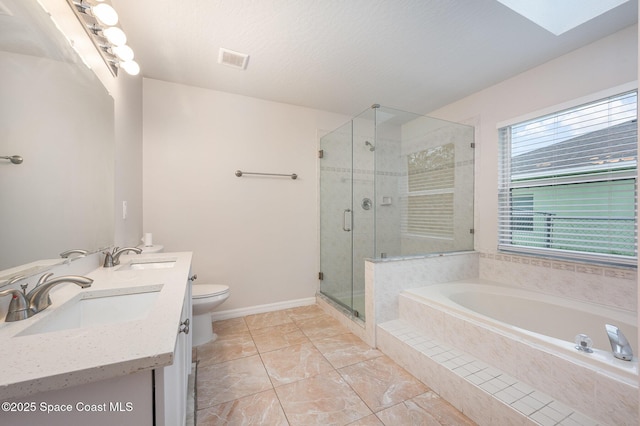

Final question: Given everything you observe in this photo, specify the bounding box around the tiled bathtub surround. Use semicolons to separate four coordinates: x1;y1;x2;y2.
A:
319;251;482;349
361;251;638;424
377;320;601;426
479;252;637;312
396;288;638;425
369;251;480;325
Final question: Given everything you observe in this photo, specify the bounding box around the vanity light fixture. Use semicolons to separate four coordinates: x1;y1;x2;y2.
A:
102;26;126;46
67;0;140;76
119;60;140;76
91;3;118;26
113;44;134;61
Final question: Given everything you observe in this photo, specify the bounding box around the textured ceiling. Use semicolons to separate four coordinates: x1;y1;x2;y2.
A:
111;0;638;116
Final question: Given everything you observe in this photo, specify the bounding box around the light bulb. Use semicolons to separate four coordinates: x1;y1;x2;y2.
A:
93;4;118;26
113;45;134;61
121;60;140;76
103;27;126;46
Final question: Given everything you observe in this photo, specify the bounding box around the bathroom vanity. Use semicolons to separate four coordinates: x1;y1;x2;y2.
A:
0;252;193;426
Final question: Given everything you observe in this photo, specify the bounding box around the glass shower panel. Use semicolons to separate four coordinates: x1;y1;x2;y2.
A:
319;104;474;324
319;121;353;313
350;109;376;319
375;107;474;257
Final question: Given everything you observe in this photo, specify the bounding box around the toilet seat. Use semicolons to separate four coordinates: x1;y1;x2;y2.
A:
192;284;229;298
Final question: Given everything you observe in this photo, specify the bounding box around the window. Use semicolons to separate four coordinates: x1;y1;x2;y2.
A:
498;91;637;265
404;143;455;238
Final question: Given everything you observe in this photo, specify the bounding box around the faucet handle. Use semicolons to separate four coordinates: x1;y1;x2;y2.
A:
103;251;115;268
0;289;33;322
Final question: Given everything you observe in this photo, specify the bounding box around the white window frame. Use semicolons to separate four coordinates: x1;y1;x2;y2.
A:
497;84;638;266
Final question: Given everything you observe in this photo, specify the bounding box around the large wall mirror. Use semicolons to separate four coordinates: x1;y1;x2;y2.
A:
0;0;114;274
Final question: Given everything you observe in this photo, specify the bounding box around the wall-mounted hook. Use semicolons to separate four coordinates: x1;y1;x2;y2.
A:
1;155;23;165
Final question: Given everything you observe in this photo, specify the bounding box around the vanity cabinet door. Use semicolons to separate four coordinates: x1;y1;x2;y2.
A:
154;279;192;426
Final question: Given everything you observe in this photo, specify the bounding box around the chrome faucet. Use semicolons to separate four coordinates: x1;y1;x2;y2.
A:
0;274;93;321
59;249;88;258
605;324;634;361
103;247;143;268
27;275;93;314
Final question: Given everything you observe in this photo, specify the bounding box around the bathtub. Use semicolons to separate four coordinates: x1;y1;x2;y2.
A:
400;279;638;424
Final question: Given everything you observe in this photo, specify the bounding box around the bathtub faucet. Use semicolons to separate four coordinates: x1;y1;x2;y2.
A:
605;324;633;361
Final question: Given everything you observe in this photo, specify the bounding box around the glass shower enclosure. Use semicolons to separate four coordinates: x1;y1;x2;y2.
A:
319;105;475;320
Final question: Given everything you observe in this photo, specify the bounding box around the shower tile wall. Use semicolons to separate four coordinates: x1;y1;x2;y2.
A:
372;133;402;259
351;115;378;314
397;118;474;256
368;252;480;325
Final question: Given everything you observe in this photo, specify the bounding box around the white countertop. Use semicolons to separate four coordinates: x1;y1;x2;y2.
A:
0;251;192;401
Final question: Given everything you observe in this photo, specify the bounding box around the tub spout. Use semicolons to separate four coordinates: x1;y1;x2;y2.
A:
605;324;633;361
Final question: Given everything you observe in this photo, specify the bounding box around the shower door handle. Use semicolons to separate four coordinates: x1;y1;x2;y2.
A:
343;209;352;232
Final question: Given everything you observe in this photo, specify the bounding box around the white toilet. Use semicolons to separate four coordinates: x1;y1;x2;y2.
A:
192;284;230;346
137;242;230;346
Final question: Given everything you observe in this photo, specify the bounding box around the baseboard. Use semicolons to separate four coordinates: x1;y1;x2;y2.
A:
210;297;317;321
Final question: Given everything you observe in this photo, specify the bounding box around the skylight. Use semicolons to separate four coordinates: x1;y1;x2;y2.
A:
496;0;629;35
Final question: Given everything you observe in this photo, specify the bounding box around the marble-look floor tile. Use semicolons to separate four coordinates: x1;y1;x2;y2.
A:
286;304;327;322
197;330;257;366
212;317;249;336
275;370;372;426
196;389;288;426
245;310;294;330
250;322;309;353
197;355;272;409
295;314;349;341
339;356;429;412
313;332;383;368
261;342;334;387
346;414;384;425
376;391;477;425
410;391;477;425
376;400;441;425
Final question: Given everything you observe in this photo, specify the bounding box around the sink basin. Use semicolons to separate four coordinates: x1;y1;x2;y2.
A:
18;286;163;336
117;259;176;271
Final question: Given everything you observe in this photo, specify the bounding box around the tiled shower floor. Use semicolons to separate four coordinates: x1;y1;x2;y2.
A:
192;304;476;425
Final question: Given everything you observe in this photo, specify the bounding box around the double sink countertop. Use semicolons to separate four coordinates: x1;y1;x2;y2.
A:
0;251;193;401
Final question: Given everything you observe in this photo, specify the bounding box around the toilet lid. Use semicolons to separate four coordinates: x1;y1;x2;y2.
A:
192;284;229;298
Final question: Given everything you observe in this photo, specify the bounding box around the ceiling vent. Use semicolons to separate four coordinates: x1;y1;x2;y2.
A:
218;48;249;70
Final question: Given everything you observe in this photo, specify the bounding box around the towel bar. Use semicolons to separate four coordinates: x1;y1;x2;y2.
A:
235;170;297;180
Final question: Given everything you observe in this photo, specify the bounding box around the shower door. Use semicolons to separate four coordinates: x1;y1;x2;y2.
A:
319;111;375;320
319;121;355;315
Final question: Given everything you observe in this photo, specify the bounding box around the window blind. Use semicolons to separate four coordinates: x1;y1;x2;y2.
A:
403;143;455;238
498;91;637;265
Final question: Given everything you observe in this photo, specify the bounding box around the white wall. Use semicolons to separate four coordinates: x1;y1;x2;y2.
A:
142;79;349;310
113;75;144;248
428;25;638;255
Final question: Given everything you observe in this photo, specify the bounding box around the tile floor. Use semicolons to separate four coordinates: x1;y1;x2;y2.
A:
194;304;476;425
